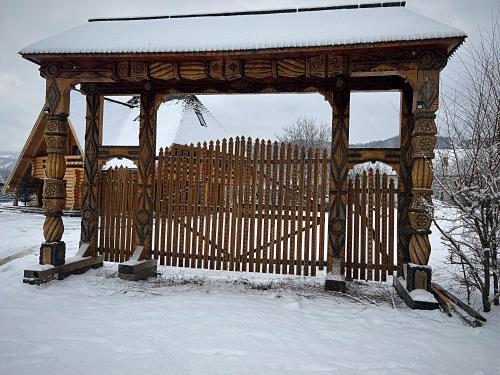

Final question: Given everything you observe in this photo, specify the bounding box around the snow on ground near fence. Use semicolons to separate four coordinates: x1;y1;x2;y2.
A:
0;210;499;375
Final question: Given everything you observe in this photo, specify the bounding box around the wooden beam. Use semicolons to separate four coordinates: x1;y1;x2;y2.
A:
98;145;140;161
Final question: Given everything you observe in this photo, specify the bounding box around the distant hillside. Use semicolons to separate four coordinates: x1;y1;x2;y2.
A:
0;152;19;183
350;135;452;149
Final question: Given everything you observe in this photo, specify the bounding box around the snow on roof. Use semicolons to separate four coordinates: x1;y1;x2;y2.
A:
69;91;226;155
20;5;465;55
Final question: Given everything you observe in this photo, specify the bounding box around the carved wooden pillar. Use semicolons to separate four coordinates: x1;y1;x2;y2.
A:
80;93;103;256
408;70;439;265
134;93;158;259
40;78;72;266
324;77;350;290
398;85;414;273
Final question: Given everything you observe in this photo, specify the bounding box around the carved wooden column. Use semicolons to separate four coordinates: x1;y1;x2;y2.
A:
80;93;103;256
398;85;414;274
408;70;439;266
134;93;158;259
39;78;72;266
324;77;350;291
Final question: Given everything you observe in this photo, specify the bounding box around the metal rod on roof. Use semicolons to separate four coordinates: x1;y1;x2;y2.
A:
88;2;406;22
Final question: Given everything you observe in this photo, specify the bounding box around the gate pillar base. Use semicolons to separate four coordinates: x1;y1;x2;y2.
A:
39;241;66;266
394;263;439;310
117;245;157;281
325;261;346;292
118;260;157;281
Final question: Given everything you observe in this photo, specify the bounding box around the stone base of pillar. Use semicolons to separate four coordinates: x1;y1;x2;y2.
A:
325;259;346;292
39;241;65;266
394;263;439;310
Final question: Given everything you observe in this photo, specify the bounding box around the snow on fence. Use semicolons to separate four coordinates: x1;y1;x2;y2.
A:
96;138;399;281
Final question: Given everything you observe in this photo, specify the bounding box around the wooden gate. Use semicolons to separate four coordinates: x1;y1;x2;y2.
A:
153;138;329;276
97;167;137;262
96;141;400;281
344;168;398;281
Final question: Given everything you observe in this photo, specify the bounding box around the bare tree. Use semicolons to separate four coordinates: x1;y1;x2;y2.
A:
276;116;330;149
433;16;500;312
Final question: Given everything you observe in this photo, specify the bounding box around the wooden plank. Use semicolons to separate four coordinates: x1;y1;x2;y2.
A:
241;138;252;272
255;140;265;273
346;178;353;281
275;142;285;274
381;173;388;281
296;146;306;275
228;138;238;271
310;148;320;277
303;148;312;276
388;178;396;277
289;145;298;275
159;151;168;265
353;175;360;280
191;143;202;268
209;141;221;270
154;148;164;261
119;168;128;263
233;138;242;271
374;169;381;282
198;144;208;268
172;148;182;267
262;140;272;273
269;141;278;274
103;169;110;261
165;147;175;266
178;149;187;268
281;144;292;275
110;168;118;262
204;141;214;269
319;150;327;271
98;171;106;258
360;171;367;280
236;138;246;271
367;168;374;281
126;170;134;260
215;139;225;270
185;144;195;268
222;139;232;271
170;147;180;266
248;139;259;272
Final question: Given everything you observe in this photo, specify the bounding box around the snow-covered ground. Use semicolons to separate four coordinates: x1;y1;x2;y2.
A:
0;210;499;375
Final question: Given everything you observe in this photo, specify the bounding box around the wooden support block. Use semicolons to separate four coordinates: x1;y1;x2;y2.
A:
117;245;157;281
118;263;157;281
393;276;439;310
24;252;103;284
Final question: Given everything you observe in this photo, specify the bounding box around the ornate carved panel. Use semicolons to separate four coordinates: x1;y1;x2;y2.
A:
80;94;102;255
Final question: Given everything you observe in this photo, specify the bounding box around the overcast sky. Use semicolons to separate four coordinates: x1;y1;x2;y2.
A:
0;0;497;151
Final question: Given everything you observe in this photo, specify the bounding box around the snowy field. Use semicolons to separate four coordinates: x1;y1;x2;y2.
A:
0;210;499;375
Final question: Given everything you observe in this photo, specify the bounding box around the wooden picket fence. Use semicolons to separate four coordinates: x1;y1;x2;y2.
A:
97;167;137;262
96;139;399;281
344;168;397;282
153;138;329;276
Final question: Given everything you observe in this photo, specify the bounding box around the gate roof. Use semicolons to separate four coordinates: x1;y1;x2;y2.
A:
20;3;465;57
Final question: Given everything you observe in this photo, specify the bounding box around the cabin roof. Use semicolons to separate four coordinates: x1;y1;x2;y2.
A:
19;4;465;56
